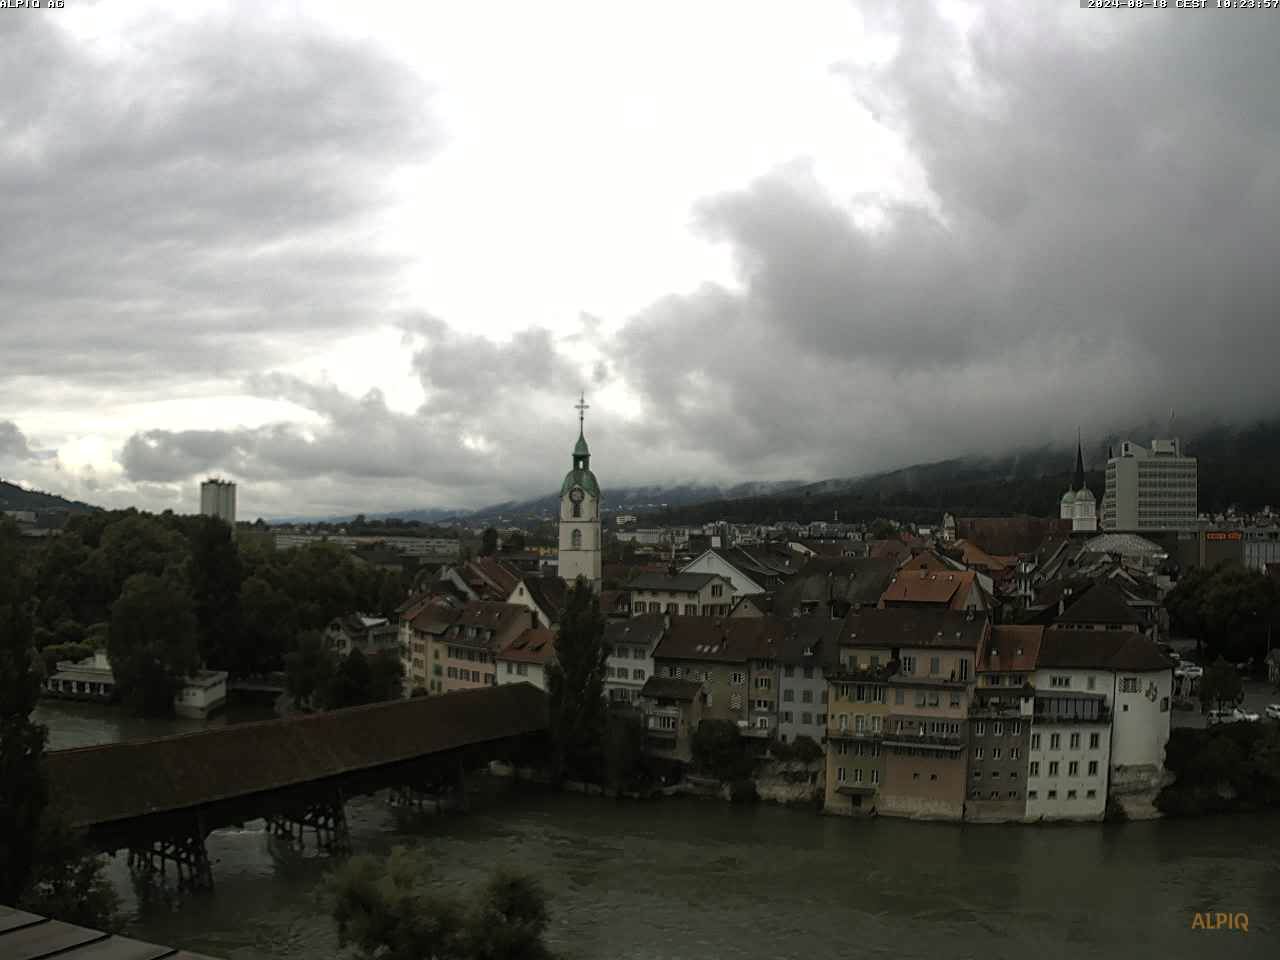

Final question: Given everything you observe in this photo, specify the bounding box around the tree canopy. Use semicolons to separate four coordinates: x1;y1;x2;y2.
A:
1166;561;1280;661
545;580;609;781
328;846;554;960
108;572;201;716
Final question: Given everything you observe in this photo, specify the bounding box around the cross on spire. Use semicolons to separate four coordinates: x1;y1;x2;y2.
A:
575;392;589;433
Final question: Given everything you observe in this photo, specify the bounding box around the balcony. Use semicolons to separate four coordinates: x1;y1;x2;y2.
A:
827;727;884;741
1033;691;1110;725
881;732;965;751
835;783;878;796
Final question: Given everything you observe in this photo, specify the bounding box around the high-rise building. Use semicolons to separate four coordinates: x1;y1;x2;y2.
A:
557;394;602;591
1101;438;1197;531
200;478;237;526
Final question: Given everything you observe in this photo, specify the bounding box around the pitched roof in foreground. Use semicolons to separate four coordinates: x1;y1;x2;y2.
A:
1056;582;1142;626
497;627;556;665
979;625;1044;673
838;607;989;651
1037;628;1172;672
880;570;979;609
653;615;787;663
0;905;222;960
629;572;723;593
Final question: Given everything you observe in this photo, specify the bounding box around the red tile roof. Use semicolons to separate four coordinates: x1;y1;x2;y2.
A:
498;627;556;665
653;615;787;664
979;625;1044;673
879;570;979;609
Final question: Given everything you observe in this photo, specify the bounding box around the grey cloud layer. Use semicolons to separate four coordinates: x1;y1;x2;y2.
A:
0;11;435;386
14;2;1280;516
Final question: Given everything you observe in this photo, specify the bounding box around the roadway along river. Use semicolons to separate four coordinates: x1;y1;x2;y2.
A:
36;701;1280;960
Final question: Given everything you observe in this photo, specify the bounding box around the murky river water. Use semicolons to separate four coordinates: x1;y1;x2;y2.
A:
34;701;1280;960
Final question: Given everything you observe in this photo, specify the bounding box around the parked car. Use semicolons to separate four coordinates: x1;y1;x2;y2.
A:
1207;707;1260;725
1265;704;1280;721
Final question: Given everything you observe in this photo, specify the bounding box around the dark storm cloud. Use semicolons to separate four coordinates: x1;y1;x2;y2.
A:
612;3;1280;483
0;10;435;386
0;421;35;461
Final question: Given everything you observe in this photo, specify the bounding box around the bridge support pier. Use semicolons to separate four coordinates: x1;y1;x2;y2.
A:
127;823;213;894
267;789;350;855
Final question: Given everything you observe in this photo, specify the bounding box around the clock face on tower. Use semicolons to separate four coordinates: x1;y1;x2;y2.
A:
569;487;584;503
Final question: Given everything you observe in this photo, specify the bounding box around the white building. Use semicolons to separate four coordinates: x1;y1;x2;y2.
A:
1102;437;1198;531
1059;435;1098;533
174;670;229;719
43;651;227;719
200;478;237;525
557;395;602;591
495;627;555;691
603;614;666;705
627;572;733;617
1027;628;1172;820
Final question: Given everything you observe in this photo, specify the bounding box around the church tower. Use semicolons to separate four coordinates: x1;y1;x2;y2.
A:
558;393;602;591
1060;430;1097;533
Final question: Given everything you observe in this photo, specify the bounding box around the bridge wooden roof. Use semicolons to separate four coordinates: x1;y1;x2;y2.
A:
0;905;221;959
45;683;548;830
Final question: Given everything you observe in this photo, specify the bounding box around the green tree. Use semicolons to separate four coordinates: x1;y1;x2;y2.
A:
1200;656;1245;714
603;712;647;795
546;580;609;781
329;847;553;960
1167;561;1280;661
0;518;47;904
239;575;296;676
285;631;335;710
481;528;499;557
107;572;201;716
368;651;407;703
19;813;119;930
38;642;95;679
186;516;244;672
323;649;374;709
503;531;527;553
691;719;753;781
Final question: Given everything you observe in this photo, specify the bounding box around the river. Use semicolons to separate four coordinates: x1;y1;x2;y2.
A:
35;701;1280;959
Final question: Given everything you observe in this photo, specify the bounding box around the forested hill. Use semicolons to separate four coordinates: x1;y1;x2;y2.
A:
0;478;99;514
647;418;1280;527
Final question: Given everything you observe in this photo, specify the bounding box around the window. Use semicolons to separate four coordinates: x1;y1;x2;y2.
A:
855;715;866;734
1011;721;1021;736
912;773;920;781
1088;760;1098;776
1089;733;1100;749
1030;733;1041;750
895;689;905;705
1120;677;1139;693
784;665;794;678
1160;697;1169;712
974;747;984;760
990;771;1000;780
900;656;915;675
1069;733;1081;750
783;689;795;702
1010;747;1019;761
572;501;581;518
802;689;814;704
993;721;1003;736
782;711;793;723
1086;789;1097;799
447;666;458;679
975;721;985;737
571;529;582;548
992;747;1002;760
1048;790;1057;800
804;666;815;680
1067;789;1077;799
1009;770;1019;780
755;717;769;729
855;684;866;702
1068;761;1079;776
915;691;927;708
837;767;847;783
801;712;813;724
853;768;864;783
684;604;697;615
871;769;880;784
731;672;745;685
950;692;961;707
754;699;770;710
930;656;941;675
1028;790;1038;800
838;713;848;731
1048;761;1059;776
1087;675;1096;691
633;669;645;680
711;584;723;597
754;676;771;690
870;654;881;668
1049;733;1061;750
1051;675;1070;688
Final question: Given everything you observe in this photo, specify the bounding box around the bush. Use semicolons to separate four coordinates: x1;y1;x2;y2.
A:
692;719;754;782
728;779;758;804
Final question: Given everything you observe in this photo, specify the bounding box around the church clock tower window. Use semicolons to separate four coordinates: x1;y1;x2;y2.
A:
558;393;602;592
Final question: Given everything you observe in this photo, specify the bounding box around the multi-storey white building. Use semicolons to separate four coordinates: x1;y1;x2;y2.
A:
604;614;666;704
1027;628;1172;820
200;478;236;525
1102;437;1198;531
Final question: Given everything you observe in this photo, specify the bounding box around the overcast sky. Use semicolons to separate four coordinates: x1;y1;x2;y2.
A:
2;1;1277;519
